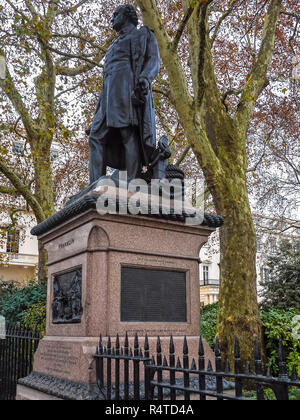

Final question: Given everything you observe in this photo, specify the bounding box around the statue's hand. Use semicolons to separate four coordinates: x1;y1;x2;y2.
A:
138;77;149;96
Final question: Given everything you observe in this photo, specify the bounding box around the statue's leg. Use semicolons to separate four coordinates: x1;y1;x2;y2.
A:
120;127;141;182
89;134;107;184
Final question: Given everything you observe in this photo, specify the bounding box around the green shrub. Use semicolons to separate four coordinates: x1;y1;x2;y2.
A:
200;302;218;347
243;387;300;400
200;303;300;377
261;308;300;376
21;301;46;337
0;280;47;325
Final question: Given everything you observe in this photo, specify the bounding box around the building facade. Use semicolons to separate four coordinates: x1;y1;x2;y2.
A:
199;246;220;306
0;212;38;285
200;215;300;306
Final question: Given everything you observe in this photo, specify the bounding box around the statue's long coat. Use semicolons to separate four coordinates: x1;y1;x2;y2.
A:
90;26;161;169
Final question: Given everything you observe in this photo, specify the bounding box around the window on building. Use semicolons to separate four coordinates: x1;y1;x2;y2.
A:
261;268;271;282
203;265;209;285
6;230;20;254
269;239;277;255
13;142;23;155
257;237;261;252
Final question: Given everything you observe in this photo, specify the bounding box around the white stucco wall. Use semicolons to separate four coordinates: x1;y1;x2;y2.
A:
0;211;38;284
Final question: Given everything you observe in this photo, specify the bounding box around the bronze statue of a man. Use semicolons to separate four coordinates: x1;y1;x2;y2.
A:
88;4;161;184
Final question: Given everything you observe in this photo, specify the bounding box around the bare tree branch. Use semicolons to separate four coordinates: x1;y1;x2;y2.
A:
24;0;39;18
236;0;283;128
288;16;299;53
239;0;269;43
52;33;108;52
0;185;18;196
176;143;191;166
47;45;103;68
196;2;211;109
270;149;300;184
56;0;91;15
211;0;241;45
0;157;45;222
54;82;83;100
55;33;116;77
171;0;197;51
281;11;300;20
5;0;30;21
13;117;28;140
0;55;37;140
256;219;300;234
246;141;267;173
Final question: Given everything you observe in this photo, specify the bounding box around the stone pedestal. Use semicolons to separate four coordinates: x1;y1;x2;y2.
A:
17;196;222;400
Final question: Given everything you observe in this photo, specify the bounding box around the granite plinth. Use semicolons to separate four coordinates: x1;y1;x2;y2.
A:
17;198;219;400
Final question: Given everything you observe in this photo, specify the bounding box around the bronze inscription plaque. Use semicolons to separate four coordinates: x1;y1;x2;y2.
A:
121;267;187;322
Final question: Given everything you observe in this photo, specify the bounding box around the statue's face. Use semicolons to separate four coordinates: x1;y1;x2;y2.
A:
111;6;128;32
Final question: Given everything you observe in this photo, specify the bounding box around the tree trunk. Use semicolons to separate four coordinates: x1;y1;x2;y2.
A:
37;240;48;284
33;148;55;284
214;170;262;366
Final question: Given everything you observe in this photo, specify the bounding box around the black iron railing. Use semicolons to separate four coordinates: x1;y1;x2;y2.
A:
200;279;220;286
94;333;300;401
0;325;40;400
95;333;151;400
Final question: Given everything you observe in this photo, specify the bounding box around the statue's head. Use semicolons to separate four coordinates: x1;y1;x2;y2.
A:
112;4;138;32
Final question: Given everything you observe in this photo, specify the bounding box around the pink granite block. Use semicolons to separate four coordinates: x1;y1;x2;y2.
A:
17;210;216;399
